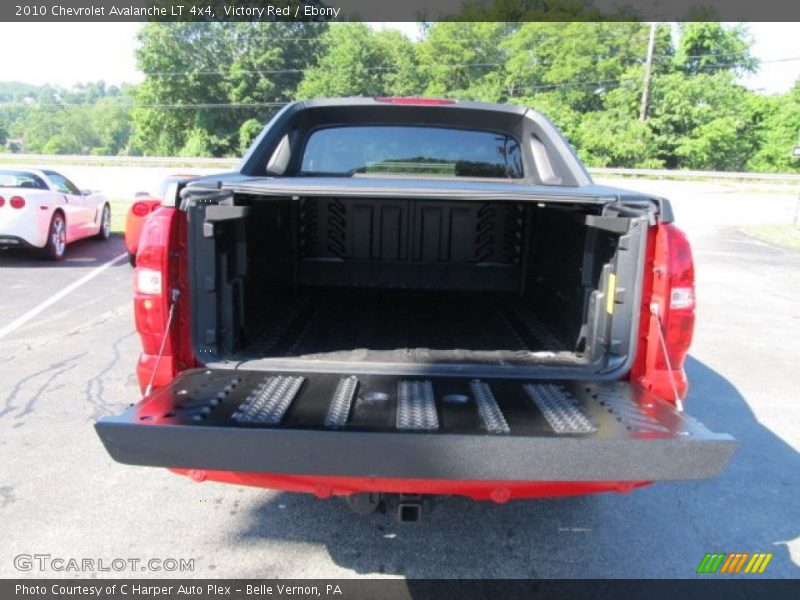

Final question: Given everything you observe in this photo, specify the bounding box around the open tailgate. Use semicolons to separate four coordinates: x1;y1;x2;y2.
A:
96;368;735;482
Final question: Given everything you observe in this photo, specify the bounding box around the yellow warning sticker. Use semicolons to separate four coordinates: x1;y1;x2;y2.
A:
606;273;616;315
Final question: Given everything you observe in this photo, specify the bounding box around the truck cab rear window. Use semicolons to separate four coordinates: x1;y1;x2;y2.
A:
300;126;523;178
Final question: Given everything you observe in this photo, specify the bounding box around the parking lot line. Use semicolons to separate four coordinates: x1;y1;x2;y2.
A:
0;251;128;340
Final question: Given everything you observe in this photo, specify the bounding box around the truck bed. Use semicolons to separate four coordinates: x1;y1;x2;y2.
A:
235;288;579;367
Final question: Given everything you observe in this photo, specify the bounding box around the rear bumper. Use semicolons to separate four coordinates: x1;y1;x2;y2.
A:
168;469;653;500
0;234;37;249
95;368;736;485
0;208;48;248
123;215;142;254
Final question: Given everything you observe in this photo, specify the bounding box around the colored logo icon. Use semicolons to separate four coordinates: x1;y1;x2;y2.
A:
697;553;773;574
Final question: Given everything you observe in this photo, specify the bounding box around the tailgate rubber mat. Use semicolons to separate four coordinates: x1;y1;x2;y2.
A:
232;375;305;425
396;380;438;431
523;383;597;434
325;376;359;428
470;380;511;434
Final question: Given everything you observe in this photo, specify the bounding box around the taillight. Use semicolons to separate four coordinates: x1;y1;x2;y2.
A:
0;196;5;207
375;97;456;105
135;268;163;295
10;196;25;209
632;222;697;405
132;202;150;217
656;224;696;372
133;208;176;357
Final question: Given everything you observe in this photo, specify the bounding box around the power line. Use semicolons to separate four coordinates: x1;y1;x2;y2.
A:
130;23;765;64
511;78;634;93
0;101;288;109
665;56;800;71
2;55;796;110
757;56;800;64
657;49;753;60
0;78;637;109
140;62;507;77
124;54;800;79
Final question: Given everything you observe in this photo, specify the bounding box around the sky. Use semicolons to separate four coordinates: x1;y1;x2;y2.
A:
0;22;797;95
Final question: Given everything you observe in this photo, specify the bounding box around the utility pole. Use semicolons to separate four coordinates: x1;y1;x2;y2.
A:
793;131;800;226
639;22;657;121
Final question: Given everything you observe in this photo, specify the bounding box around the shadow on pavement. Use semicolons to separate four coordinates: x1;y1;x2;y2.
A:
0;234;127;268
233;357;798;578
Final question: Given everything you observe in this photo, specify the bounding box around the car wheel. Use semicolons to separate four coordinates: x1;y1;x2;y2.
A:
43;212;67;261
96;204;111;241
128;251;136;267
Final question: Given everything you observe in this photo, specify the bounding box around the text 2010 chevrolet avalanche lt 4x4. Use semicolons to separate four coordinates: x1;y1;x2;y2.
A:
96;97;735;519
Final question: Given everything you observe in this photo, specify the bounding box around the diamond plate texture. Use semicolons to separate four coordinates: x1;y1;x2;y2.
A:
524;384;597;434
591;386;670;433
232;375;305;425
470;380;510;434
396;380;438;431
325;376;359;428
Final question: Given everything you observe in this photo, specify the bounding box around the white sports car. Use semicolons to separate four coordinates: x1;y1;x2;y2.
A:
0;168;111;260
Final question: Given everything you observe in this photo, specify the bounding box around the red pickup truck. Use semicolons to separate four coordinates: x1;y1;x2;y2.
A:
96;98;735;520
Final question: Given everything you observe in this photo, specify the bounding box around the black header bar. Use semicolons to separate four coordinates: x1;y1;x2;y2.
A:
4;579;800;600
2;0;800;22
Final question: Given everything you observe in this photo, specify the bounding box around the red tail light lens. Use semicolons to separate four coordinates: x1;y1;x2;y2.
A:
656;224;696;371
10;196;25;209
134;208;176;357
375;97;456;105
132;202;150;217
0;196;5;207
132;206;182;394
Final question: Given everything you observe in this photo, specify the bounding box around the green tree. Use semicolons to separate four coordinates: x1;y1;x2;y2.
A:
42;134;81;155
91;97;133;154
2;21;796;173
647;71;765;170
17;90;133;155
503;22;657;111
575;113;661;168
21;106;68;153
375;29;422;97
415;22;510;100
133;22;325;157
297;24;419;98
747;80;800;173
675;23;757;75
504;22;670;153
238;118;263;155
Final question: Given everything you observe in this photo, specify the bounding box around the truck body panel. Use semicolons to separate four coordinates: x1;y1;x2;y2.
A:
97;98;734;504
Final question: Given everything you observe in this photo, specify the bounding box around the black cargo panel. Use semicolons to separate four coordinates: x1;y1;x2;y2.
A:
96;368;736;482
297;197;523;292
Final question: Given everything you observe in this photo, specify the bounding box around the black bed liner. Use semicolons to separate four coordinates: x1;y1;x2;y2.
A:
187;191;650;379
234;288;578;367
96;368;736;482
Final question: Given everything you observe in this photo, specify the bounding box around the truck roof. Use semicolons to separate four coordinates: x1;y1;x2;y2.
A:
236;96;593;187
297;96;532;116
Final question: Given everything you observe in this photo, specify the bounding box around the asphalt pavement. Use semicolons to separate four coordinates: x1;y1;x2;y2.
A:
0;178;797;579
